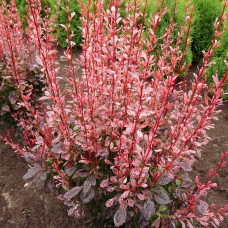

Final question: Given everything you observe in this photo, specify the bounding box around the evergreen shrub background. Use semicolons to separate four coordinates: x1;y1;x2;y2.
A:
55;0;82;48
190;0;227;97
207;19;228;98
191;0;223;62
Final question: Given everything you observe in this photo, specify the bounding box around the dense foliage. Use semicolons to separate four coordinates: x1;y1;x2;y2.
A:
55;0;82;48
0;0;228;227
191;0;223;62
0;0;44;118
189;0;228;98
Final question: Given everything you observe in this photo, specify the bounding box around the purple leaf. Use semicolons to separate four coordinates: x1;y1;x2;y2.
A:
63;198;73;207
51;143;63;154
100;149;109;157
24;172;40;188
57;194;65;201
142;200;155;221
24;152;35;163
114;208;127;227
23;164;41;180
95;172;103;179
178;162;192;172
68;207;76;217
157;173;171;185
37;171;47;189
36;55;43;66
110;176;118;183
136;193;144;201
157;127;170;136
168;93;175;103
100;179;109;188
2;105;10;113
83;177;92;194
94;187;101;201
181;178;192;189
139;139;147;147
197;200;208;214
83;176;96;195
77;169;89;177
64;186;83;199
81;189;95;204
153;186;171;205
89;175;96;186
134;200;143;210
101;207;113;220
8;91;17;104
65;166;76;177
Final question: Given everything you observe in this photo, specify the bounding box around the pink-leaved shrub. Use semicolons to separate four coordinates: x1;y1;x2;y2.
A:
1;0;228;227
0;0;48;118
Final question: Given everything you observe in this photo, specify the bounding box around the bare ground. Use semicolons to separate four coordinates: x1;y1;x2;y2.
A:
0;124;87;228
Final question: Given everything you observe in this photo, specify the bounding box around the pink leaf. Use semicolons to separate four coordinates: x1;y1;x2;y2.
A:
187;220;194;228
100;179;109;188
153;186;171;205
136;193;145;201
105;198;114;207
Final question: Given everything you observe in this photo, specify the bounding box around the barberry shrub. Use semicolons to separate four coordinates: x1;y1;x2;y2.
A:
1;0;228;227
0;0;47;118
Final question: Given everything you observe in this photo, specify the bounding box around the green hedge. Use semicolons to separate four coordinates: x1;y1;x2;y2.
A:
207;18;228;98
55;0;82;48
191;0;223;62
190;0;227;97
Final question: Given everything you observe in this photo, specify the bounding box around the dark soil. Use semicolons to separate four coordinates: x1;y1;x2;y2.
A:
0;52;228;228
0;124;88;228
188;62;228;227
192;100;228;227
